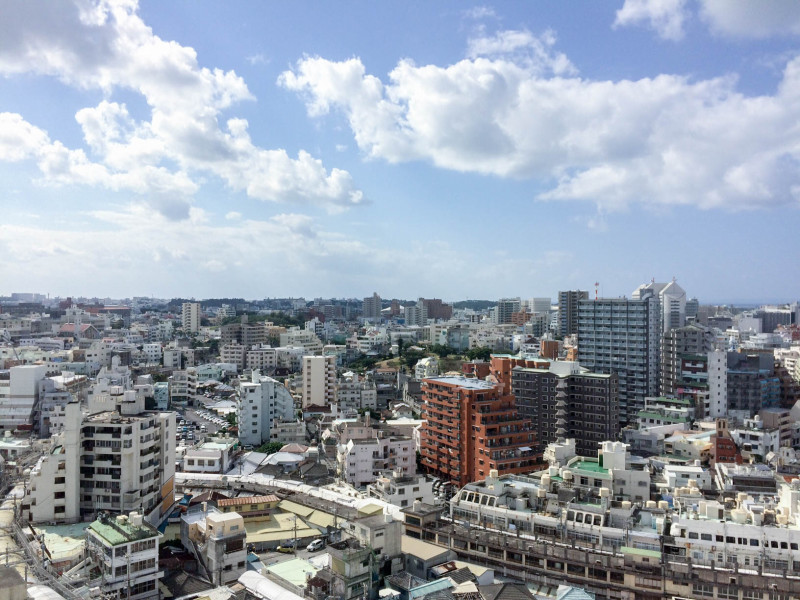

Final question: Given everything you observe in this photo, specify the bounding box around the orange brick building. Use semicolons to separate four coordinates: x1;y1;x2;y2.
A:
489;354;550;394
420;376;540;487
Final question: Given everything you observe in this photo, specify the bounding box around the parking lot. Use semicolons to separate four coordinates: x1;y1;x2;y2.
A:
175;406;227;446
257;540;327;566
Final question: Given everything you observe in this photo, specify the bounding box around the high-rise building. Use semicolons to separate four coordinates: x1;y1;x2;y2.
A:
577;294;659;425
558;290;589;337
632;280;686;334
362;292;382;321
421;298;453;321
181;302;201;333
726;353;780;417
420;376;539;487
511;361;619;457
494;298;521;325
660;323;715;396
302;355;337;408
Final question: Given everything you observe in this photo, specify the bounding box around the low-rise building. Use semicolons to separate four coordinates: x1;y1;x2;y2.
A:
367;469;437;508
181;508;247;586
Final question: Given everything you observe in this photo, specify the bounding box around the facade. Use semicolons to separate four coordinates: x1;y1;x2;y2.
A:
494;298;521;325
632;279;687;334
367;469;436;508
420;376;539;487
0;364;47;431
577;294;659;425
660;323;714;396
558;290;588;338
510;361;619;457
727;352;780;417
237;371;296;447
181;302;201;333
85;511;161;600
336;373;377;414
414;356;439;380
302;355;337;409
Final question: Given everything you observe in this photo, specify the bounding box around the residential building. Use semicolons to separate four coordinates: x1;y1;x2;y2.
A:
363;292;382;322
0;364;47;432
420;298;453;321
577;294;659;425
279;328;324;354
302;355;337;409
493;298;521;325
414;356;438;380
85;511;162;600
220;342;247;371
183;437;238;474
367;469;436;508
181;508;247;585
510;361;619;457
727;352;781;418
558;290;588;338
632;279;687;334
237;371;296;447
660;323;715;396
182;302;201;334
221;316;267;346
420;376;539;487
337;434;416;487
336;372;377;413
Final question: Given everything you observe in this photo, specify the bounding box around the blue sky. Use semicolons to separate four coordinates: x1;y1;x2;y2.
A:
1;0;799;304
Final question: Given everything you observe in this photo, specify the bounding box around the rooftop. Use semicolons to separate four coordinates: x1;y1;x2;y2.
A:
88;515;159;546
424;376;495;390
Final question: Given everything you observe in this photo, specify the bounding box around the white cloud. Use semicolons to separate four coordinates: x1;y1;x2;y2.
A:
466;29;576;76
0;0;363;215
225;211;242;220
699;0;800;38
281;37;800;211
614;0;689;41
463;6;497;21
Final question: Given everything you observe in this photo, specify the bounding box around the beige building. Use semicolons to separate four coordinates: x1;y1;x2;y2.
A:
302;355;337;408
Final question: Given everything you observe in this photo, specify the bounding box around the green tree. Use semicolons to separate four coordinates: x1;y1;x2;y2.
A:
466;347;492;361
256;441;285;454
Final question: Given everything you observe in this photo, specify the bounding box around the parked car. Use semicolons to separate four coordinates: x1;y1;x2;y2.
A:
276;545;294;554
307;539;325;552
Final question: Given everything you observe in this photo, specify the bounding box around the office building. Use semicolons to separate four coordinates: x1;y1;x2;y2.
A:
577;294;659;425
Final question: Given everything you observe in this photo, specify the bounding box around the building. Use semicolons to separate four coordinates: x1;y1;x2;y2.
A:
237;371;296;447
182;507;247;585
302;355;337;409
85;511;162;600
510;361;619;457
577;294;659;425
336;373;377;413
414;356;438;380
420;376;539;487
23;390;176;524
363;292;382;322
221;316;267;346
421;298;453;321
337;434;416;487
660;323;715;396
493;298;521;325
558;290;588;338
182;302;201;334
632;279;687;334
367;469;436;508
727;352;780;418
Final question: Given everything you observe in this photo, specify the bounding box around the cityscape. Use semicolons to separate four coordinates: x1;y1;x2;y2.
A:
3;1;800;600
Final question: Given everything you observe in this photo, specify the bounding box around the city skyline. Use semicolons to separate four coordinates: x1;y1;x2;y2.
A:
2;1;800;302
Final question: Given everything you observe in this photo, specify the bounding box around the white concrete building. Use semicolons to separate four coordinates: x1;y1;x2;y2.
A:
183;438;237;474
280;328;323;354
182;302;201;334
336;373;377;414
237;371;296;447
302;355;337;408
337;434;416;488
0;364;47;431
367;469;436;508
86;512;162;600
245;346;278;371
414;356;438;380
182;508;247;586
142;343;162;365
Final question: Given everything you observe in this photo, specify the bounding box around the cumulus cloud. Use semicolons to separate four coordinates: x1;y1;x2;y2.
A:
466;29;576;76
614;0;689;41
0;0;363;214
280;34;800;211
699;0;800;38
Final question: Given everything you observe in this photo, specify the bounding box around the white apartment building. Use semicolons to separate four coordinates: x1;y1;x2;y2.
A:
182;508;247;586
414;356;438;380
23;391;176;524
336;373;377;413
86;511;162;600
245;346;277;371
182;302;201;333
337;434;416;488
142;342;162;365
0;364;47;431
269;420;307;445
279;328;323;354
367;468;436;508
237;372;296;447
302;355;337;408
183;438;238;474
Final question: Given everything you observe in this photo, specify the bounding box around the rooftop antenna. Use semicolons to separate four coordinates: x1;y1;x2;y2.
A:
594;282;599;302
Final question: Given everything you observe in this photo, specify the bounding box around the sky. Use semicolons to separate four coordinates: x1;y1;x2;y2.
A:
1;0;800;304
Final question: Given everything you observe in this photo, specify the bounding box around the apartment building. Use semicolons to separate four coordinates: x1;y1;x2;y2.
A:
337;434;416;487
577;294;659;425
302;355;337;408
558;290;588;338
510;361;619;457
182;302;201;333
85;511;162;600
420;376;539;487
237;371;296;447
181;508;247;585
362;292;382;321
0;364;47;432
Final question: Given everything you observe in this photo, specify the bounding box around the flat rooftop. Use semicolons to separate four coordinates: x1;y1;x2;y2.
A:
88;516;159;546
424;376;495;390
